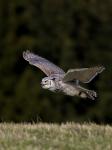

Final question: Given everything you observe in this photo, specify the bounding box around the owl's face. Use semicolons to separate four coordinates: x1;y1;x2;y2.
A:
41;77;56;91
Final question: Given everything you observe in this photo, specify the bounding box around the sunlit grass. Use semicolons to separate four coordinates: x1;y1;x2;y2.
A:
0;123;112;150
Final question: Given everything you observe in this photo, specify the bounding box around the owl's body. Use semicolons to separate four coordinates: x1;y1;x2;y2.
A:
41;76;96;99
23;50;105;100
58;81;80;96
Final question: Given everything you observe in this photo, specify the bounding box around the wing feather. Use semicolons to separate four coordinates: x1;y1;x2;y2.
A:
63;66;105;83
23;50;65;76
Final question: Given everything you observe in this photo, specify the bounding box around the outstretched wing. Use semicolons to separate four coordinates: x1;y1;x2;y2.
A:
63;66;105;83
23;50;65;76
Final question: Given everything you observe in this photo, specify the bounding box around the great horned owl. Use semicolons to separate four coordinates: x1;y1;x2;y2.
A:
23;50;105;100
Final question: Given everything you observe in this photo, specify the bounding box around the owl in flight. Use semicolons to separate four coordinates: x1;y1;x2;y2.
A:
23;50;105;100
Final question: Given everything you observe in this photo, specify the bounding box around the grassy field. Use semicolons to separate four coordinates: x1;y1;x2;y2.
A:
0;123;112;150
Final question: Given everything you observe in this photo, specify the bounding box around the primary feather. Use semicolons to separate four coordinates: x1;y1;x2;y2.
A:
63;66;105;83
23;50;65;76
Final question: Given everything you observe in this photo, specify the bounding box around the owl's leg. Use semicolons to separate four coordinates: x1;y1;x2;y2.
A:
77;86;97;100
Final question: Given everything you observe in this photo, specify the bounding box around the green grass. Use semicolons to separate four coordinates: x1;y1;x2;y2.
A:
0;123;112;150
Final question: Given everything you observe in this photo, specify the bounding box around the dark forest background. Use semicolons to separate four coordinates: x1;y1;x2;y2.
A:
0;0;112;123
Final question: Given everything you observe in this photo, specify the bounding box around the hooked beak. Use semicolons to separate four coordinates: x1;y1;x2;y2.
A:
41;82;43;87
41;82;46;87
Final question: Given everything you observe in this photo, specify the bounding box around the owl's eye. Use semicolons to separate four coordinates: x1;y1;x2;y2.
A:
52;78;55;81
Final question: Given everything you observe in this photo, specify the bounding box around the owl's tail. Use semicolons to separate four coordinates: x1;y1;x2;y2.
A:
78;87;97;100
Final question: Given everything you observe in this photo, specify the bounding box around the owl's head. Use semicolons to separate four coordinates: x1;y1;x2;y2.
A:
41;77;56;91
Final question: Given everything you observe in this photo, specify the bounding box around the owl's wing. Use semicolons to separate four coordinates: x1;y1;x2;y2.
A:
23;50;65;76
63;66;105;83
